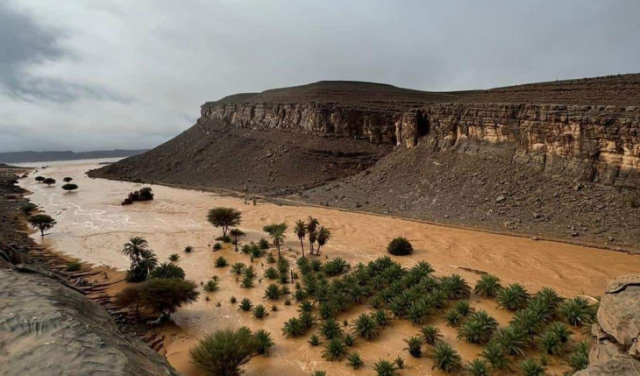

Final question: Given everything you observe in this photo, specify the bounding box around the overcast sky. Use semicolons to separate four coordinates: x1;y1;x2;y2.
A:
1;0;639;152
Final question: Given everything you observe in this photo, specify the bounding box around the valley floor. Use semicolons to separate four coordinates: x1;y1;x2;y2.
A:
20;160;640;375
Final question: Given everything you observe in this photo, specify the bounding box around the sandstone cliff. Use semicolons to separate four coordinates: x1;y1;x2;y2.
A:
575;274;640;376
202;77;640;189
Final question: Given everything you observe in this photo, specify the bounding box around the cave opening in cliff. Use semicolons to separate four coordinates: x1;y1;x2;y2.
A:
417;111;429;137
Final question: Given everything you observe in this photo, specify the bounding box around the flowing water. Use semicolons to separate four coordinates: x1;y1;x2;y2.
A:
21;160;640;375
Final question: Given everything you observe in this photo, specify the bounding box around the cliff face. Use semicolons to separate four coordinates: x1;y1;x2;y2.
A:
202;100;640;189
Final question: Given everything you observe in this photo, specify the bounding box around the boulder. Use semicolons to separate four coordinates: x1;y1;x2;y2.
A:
575;274;640;376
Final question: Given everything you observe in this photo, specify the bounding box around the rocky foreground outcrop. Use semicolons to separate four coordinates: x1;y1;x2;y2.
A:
576;274;640;375
0;266;180;376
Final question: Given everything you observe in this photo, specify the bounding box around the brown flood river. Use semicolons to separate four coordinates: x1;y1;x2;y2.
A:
21;160;640;376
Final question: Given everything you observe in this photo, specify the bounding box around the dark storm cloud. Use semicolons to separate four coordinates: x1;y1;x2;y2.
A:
1;0;639;153
0;2;125;103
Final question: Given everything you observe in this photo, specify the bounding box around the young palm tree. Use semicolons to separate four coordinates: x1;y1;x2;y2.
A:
265;223;287;260
122;236;149;263
316;226;331;255
306;216;319;254
294;220;307;257
229;228;246;252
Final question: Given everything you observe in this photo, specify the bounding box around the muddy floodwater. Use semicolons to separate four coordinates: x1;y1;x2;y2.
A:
21;160;640;376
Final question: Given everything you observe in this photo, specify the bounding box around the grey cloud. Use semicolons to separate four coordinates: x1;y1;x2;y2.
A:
0;2;126;103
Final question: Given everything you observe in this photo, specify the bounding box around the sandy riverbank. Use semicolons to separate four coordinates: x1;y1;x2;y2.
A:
21;160;640;375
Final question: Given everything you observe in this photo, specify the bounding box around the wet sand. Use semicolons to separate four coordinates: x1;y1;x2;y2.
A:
21;160;640;375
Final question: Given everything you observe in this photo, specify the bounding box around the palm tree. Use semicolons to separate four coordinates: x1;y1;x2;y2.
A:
122;236;149;263
294;220;307;257
306;216;319;254
316;226;331;255
265;223;287;260
229;228;246;252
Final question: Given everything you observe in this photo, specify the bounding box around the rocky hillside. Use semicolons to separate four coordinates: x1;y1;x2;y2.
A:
91;75;640;249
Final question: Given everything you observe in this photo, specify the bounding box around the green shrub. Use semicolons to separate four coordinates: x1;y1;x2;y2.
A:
440;274;471;299
213;242;222;251
569;341;590;371
520;358;545;376
264;284;281;300
348;352;364;369
264;267;278;279
239;298;252;311
214;256;228;267
420;325;442;345
254;329;274;355
536;330;564;355
374;309;390;327
474;274;502;298
252;305;267;319
445;309;463;327
481;341;510;370
66;261;82;272
466;358;490;376
404;336;423;357
322;338;347;361
169;253;180;262
240;274;254;288
324;257;350;276
352;313;379;340
493;325;528;356
231;262;246;275
150;263;186;279
282;317;305;338
343;333;356;347
496;283;529;311
387;237;413;256
259;238;269;249
309;334;321;346
204;280;218;292
190;327;258;376
373;359;398;376
558;297;594;327
432;342;462;373
394;356;404;369
457;310;498;344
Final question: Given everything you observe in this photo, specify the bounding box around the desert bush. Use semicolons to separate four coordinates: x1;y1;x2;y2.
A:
254;329;273;355
569;341;589;371
373;359;398;376
264;284;281;300
466;358;490;376
352;313;379;340
241;274;254;288
230;296;237;304
457;310;498;344
230;262;245;275
43;177;56;186
133;278;199;320
35;176;45;183
184;245;193;253
511;307;546;335
394;356;404;369
420;325;442;345
432;342;462;373
322;338;347;361
62;183;78;192
213;242;222;251
320;318;342;339
374;309;390;327
150;262;186;279
21;202;37;214
204;280;219;292
535;287;562;311
405;336;423;357
444;309;463;327
348;352;364;369
324;257;350;276
474;274;502;298
309;334;321;346
387;237;413;256
536;330;564;355
299;311;315;331
440;274;471;299
214;256;228;267
547;321;572;343
497;283;529;311
520;358;545;376
66;260;82;272
481;341;510;370
558;297;594;327
407;301;430;325
252;304;267;319
453;300;473;316
263;266;278;279
282;317;305;338
299;301;314;312
258;238;269;249
239;298;252;311
493;325;528;356
169;253;180;262
190;327;258;376
344;333;356;347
